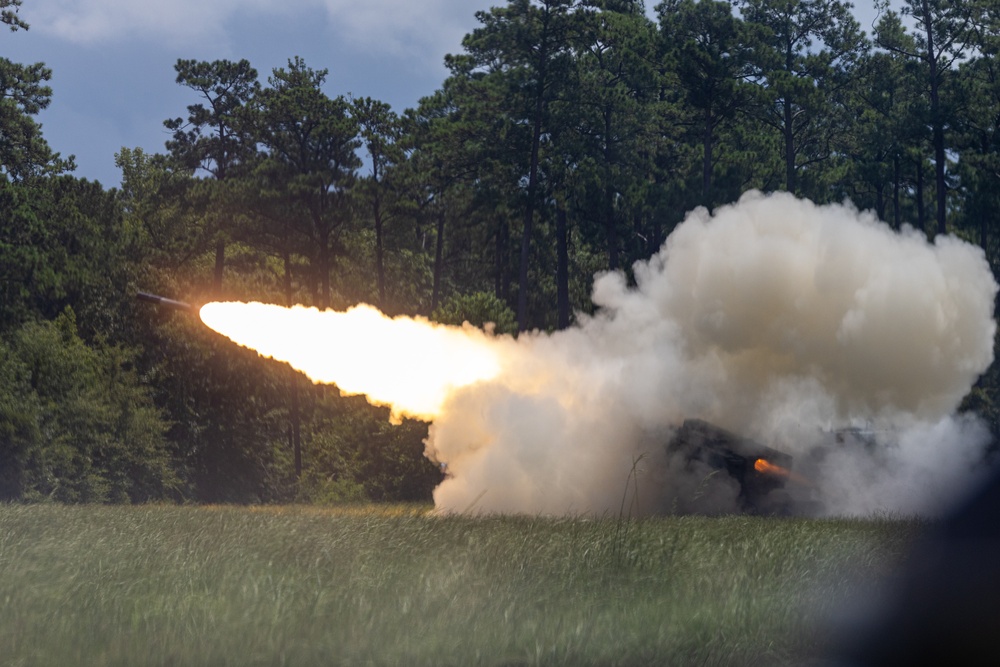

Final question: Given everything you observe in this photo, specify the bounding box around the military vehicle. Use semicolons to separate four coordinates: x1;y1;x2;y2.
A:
666;418;806;514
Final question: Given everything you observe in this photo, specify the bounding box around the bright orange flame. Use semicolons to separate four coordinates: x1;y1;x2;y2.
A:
754;458;812;486
754;458;788;476
199;302;502;422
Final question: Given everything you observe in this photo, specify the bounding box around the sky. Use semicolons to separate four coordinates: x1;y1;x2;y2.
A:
5;0;885;189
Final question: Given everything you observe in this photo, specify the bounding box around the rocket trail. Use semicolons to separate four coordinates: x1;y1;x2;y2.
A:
199;301;506;424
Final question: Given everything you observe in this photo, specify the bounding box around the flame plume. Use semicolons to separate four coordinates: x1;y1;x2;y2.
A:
754;458;789;477
754;458;813;487
199;302;502;423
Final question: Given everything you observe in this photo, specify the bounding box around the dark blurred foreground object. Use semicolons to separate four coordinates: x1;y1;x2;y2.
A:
136;292;194;312
833;470;1000;666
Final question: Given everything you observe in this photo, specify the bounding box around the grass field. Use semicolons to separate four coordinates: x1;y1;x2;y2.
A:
0;504;923;666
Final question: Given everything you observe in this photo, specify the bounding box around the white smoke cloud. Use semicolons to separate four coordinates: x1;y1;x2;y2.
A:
425;191;998;517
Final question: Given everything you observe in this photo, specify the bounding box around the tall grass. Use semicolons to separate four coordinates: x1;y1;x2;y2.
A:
0;504;922;666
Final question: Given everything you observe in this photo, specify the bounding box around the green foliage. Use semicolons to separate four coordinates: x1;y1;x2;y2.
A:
0;175;136;339
352;96;406;309
0;40;74;178
299;400;441;504
0;311;176;502
297;473;368;504
134;312;291;503
252;57;362;309
0;0;28;32
164;59;260;179
432;291;517;335
115;146;205;275
657;0;756;209
737;0;866;199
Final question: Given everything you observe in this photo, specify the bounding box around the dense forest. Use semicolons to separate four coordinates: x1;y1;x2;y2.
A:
2;0;999;504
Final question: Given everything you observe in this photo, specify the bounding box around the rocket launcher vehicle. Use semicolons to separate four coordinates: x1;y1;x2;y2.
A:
667;418;804;514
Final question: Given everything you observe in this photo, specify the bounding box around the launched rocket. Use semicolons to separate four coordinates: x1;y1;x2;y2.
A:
136;292;194;312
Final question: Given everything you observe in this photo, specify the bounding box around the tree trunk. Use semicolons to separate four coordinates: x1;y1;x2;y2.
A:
289;370;301;479
374;194;386;308
703;106;713;201
893;153;901;230
432;210;446;313
518;107;543;331
318;242;331;310
517;10;552;333
604;106;618;272
783;95;796;194
283;250;301;479
783;40;797;194
213;238;225;297
916;159;926;236
921;5;947;237
930;105;947;235
605;181;618;272
495;217;510;304
556;203;569;330
981;187;989;251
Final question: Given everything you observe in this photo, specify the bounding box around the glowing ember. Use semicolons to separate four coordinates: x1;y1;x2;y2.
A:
199;302;502;422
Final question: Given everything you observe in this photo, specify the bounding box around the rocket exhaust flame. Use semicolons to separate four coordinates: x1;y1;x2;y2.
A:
199;302;503;423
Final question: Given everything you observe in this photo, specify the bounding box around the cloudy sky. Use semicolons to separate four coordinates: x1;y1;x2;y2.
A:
6;0;501;186
6;1;882;188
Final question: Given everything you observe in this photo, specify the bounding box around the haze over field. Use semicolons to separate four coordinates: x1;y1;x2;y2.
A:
204;191;998;517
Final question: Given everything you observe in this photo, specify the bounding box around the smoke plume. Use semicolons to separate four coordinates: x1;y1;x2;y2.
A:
425;190;997;516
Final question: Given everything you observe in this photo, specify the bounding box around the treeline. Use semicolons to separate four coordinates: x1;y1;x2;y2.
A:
2;0;999;504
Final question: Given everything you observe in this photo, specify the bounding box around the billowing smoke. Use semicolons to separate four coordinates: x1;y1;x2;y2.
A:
425;191;998;516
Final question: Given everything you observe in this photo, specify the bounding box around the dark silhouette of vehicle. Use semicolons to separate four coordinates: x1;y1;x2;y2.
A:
666;419;803;514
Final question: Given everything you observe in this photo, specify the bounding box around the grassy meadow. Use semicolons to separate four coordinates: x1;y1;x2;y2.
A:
0;504;922;666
